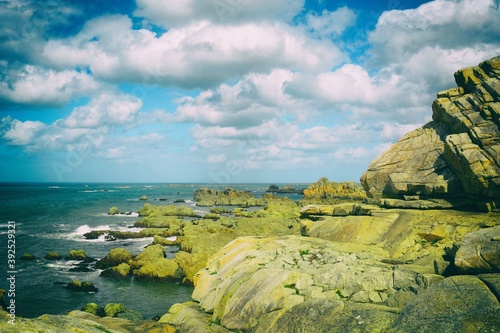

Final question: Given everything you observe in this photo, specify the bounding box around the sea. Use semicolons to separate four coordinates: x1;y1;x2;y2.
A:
0;182;305;319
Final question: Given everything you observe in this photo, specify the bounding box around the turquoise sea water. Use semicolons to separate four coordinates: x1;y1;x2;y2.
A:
0;182;304;319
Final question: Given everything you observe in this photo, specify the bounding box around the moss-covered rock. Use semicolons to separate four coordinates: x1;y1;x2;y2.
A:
139;195;148;201
193;187;261;207
65;280;98;292
108;206;120;215
44;252;61;260
95;248;132;269
303;177;366;200
81;303;104;317
138;203;199;217
19;252;37;261
67;249;92;261
153;235;178;246
134;216;184;228
133;258;183;282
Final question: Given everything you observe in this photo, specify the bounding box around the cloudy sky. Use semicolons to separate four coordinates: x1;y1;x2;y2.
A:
1;0;499;183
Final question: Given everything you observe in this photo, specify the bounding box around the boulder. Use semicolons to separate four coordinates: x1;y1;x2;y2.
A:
104;303;143;321
108;206;119;215
133;258;183;282
303;177;366;200
361;55;500;211
95;248;132;269
67;249;93;262
453;225;500;273
390;275;500;332
65;280;98;293
44;252;61;260
19;252;37;261
100;263;131;279
81;303;104;316
193;187;258;206
300;203;376;218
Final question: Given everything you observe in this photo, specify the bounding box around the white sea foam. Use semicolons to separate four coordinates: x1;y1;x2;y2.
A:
75;224;111;236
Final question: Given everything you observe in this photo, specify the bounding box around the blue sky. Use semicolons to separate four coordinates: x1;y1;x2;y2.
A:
1;0;500;183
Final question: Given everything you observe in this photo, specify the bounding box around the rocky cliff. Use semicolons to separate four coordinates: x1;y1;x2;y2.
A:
361;55;500;211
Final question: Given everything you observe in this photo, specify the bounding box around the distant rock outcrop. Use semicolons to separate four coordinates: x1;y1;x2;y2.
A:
361;55;500;211
303;177;366;200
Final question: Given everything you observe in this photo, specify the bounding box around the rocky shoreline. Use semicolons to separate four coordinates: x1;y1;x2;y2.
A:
1;56;500;333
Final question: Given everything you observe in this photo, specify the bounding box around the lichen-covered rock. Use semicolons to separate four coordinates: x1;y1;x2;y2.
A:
110;263;131;279
68;310;176;333
67;249;93;262
193;187;259;206
44;252;61;260
65;280;98;292
361;55;500;211
108;206;119;215
0;310;123;333
259;300;399;333
133;258;183;282
81;303;104;316
138;203;199;217
95;248;133;269
303;177;366;200
190;236;432;332
390;275;500;332
453;225;500;273
159;302;232;332
104;303;143;321
19;252;37;261
300;203;376;218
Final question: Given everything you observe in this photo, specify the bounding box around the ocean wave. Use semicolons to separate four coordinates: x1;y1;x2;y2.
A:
74;224;111;236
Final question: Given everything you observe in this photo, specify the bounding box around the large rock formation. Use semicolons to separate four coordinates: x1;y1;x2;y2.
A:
303;177;366;200
361;55;500;211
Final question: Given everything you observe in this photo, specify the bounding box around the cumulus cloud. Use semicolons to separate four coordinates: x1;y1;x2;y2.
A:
64;92;142;128
306;7;357;38
2;118;46;146
134;0;305;28
2;91;141;152
172;69;299;127
41;15;344;89
368;0;500;65
0;65;101;107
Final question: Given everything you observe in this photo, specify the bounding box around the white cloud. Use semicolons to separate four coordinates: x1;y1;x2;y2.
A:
64;92;142;128
173;69;298;127
0;65;101;107
134;0;305;28
41;16;344;89
2;92;141;152
306;7;357;38
369;0;500;65
3;119;46;146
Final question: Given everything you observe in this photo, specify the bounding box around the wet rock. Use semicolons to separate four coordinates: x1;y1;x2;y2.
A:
95;248;132;269
65;280;98;293
44;252;61;260
19;252;37;261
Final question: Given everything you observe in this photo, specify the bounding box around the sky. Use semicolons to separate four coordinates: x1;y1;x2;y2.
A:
0;0;500;184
